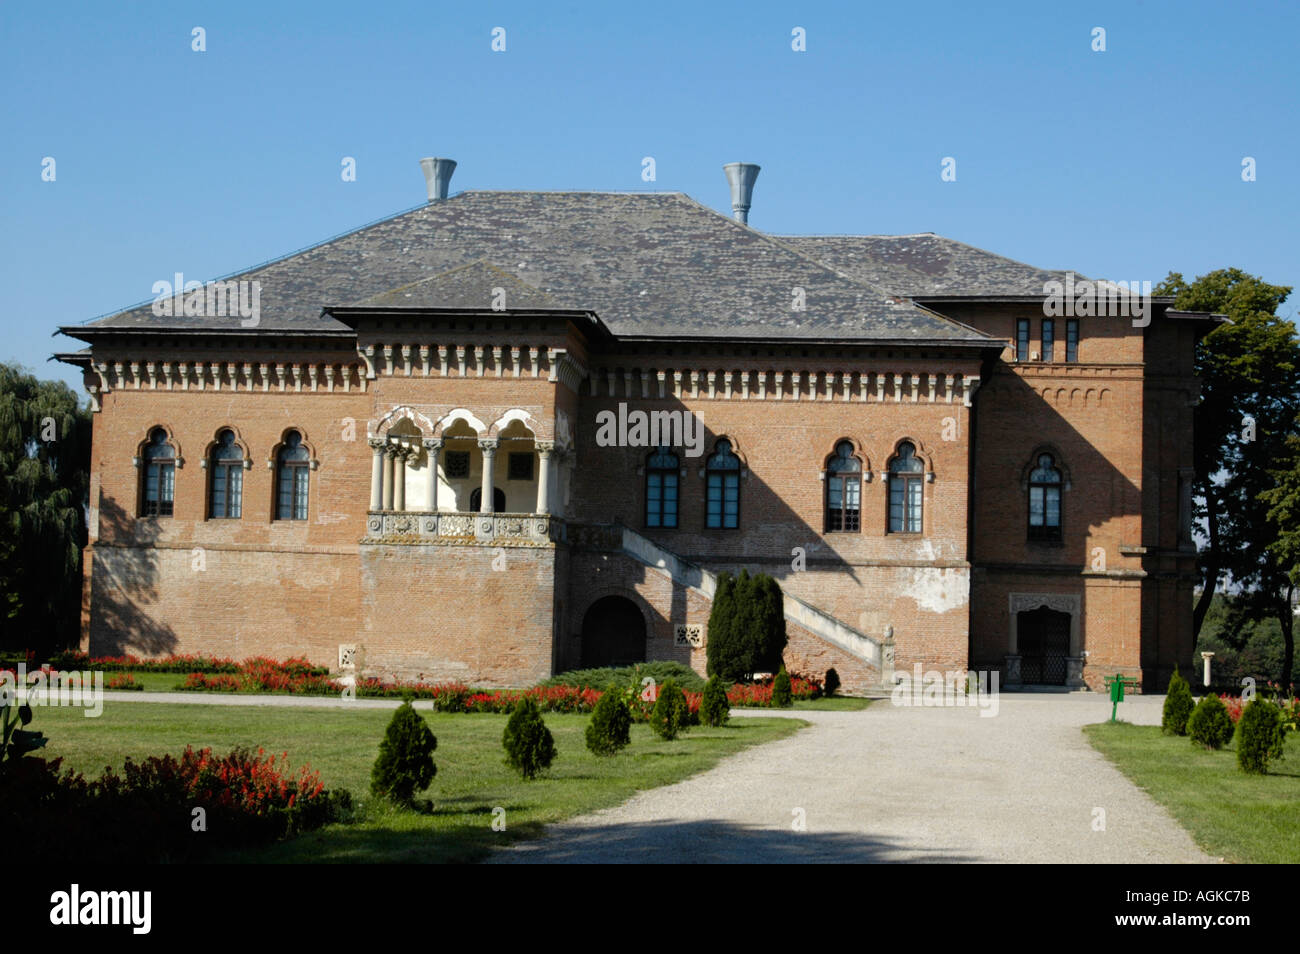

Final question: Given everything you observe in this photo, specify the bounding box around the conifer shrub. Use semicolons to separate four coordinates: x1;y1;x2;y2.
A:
772;666;793;708
585;688;632;756
503;697;557;779
1161;667;1194;736
1187;693;1234;750
824;668;841;698
370;699;437;806
706;569;789;681
649;678;689;740
700;675;731;727
1237;698;1286;775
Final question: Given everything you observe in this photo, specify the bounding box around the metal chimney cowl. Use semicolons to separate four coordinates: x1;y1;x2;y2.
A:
420;157;457;202
723;162;760;224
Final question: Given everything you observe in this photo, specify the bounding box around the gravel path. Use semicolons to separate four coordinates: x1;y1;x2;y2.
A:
491;693;1215;864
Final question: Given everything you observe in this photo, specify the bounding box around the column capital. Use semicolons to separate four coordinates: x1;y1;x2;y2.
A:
367;437;387;451
422;437;444;451
477;438;499;452
535;440;556;455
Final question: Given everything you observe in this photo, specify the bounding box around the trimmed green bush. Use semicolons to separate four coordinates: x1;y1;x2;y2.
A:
540;661;705;692
1187;694;1234;750
370;700;437;806
1237;698;1286;775
824;668;841;698
772;667;793;708
1161;667;1194;736
649;678;689;740
585;688;632;757
503;697;557;779
699;675;731;727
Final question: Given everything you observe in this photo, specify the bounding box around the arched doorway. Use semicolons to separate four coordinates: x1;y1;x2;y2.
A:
468;486;506;513
580;596;646;668
1017;607;1071;685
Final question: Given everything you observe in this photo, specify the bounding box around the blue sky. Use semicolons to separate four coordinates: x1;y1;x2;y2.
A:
3;0;1297;392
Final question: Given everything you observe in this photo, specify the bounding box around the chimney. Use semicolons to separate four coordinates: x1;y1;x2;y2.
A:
723;162;760;225
420;157;457;202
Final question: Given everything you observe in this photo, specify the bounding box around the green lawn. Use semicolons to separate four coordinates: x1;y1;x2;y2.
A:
34;701;804;863
1084;721;1300;864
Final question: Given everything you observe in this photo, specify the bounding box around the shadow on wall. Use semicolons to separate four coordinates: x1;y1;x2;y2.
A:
90;495;178;657
490;817;986;864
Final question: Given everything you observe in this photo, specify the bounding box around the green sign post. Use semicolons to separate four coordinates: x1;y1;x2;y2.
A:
1105;674;1139;722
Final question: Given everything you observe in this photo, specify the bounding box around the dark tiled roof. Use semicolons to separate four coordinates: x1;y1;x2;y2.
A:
80;192;992;342
357;259;559;310
776;234;1078;298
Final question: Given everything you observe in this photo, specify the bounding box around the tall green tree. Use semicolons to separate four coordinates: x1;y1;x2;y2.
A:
0;364;91;658
705;568;787;680
1155;270;1299;673
1260;414;1300;687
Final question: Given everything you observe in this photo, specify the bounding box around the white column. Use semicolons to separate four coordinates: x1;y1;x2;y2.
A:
535;441;554;515
423;438;442;512
381;445;396;510
478;438;498;513
368;439;385;511
394;447;408;511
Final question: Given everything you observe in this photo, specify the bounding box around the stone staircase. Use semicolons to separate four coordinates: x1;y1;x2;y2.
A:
616;525;889;685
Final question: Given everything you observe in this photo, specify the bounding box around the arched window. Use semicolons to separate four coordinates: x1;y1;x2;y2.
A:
887;442;924;534
646;447;679;529
1028;453;1063;541
705;439;740;529
825;440;861;532
141;428;176;517
276;431;310;521
209;430;244;519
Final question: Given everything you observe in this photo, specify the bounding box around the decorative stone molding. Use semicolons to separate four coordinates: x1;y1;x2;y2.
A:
362;510;560;546
338;644;364;671
1009;592;1080;617
674;624;704;648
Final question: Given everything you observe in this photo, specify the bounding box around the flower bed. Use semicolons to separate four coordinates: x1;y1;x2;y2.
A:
1;746;350;862
1218;693;1300;729
105;673;144;691
728;674;821;707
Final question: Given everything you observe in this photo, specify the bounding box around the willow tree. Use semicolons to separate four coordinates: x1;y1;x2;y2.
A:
0;363;91;657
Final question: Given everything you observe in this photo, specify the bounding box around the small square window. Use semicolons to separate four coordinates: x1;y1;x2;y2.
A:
444;451;470;479
508;452;533;481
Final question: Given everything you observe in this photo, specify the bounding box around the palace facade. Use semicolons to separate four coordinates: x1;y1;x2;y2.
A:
57;159;1218;692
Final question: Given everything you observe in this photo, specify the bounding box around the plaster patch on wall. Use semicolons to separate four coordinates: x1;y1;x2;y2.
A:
901;567;969;614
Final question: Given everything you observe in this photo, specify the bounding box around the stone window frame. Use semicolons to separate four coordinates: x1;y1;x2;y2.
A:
823;438;866;534
703;437;742;531
269;428;318;522
202;427;252;520
644;446;680;530
885;439;926;535
1020;444;1072;545
134;425;183;518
